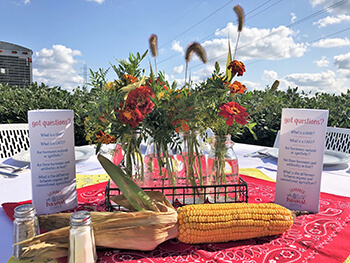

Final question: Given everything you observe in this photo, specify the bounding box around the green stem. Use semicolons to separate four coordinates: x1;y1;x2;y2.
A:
155;142;164;187
194;142;203;186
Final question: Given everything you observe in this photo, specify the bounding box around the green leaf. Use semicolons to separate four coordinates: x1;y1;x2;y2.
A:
97;154;159;212
149;60;155;82
224;39;232;81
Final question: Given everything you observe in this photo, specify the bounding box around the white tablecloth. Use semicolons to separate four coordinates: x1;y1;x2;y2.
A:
1;143;350;262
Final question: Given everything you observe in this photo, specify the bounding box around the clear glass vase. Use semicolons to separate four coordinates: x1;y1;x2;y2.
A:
176;131;207;202
111;137;144;186
207;134;239;202
143;138;177;188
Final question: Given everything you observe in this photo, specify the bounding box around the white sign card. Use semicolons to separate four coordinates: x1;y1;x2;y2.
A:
28;109;77;214
275;108;329;213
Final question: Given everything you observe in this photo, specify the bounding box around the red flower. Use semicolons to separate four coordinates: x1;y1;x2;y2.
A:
227;81;247;95
115;86;155;128
172;119;190;133
126;85;155;115
116;104;144;128
95;131;115;144
218;102;248;126
227;60;246;77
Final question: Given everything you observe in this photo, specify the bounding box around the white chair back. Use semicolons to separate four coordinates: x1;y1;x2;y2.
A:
0;123;29;158
273;127;350;153
325;127;350;153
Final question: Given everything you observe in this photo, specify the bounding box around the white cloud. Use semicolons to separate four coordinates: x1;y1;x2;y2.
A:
243;80;263;91
334;52;350;77
312;38;350;48
172;65;184;74
189;23;307;83
291;13;297;23
171;41;184;55
205;23;307;64
313;14;350;28
314;56;329;67
87;0;104;3
310;0;350;14
283;70;347;94
24;0;30;4
285;70;335;86
262;70;278;83
334;52;350;69
33;45;85;90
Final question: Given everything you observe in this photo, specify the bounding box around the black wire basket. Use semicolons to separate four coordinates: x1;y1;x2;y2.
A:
105;176;248;211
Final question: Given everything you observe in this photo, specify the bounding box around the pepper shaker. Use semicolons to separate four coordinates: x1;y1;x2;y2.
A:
13;204;40;258
69;211;97;263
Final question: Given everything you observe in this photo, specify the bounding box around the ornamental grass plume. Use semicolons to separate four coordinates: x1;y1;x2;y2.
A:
185;42;207;84
233;5;244;33
233;5;244;59
149;34;158;74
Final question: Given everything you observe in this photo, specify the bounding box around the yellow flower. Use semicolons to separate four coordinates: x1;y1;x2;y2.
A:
157;91;165;100
105;81;115;91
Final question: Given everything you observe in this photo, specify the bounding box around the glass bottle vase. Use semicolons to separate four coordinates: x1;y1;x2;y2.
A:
111;138;144;186
176;131;207;203
143;138;177;188
207;134;239;202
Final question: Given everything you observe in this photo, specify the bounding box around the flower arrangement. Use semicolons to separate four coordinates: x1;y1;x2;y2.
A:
86;51;150;181
86;40;206;187
85;4;278;196
192;5;279;190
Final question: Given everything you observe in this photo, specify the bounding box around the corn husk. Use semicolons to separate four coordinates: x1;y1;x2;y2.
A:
16;202;178;261
38;211;118;231
16;155;180;261
38;191;174;231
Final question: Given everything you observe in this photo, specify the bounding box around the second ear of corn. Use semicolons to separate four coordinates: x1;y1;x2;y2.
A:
177;202;294;244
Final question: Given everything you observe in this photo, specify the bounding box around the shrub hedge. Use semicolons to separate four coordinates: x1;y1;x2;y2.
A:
0;82;90;146
1;83;349;147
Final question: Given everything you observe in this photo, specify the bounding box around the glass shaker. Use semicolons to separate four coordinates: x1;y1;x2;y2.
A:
13;204;40;258
68;211;97;263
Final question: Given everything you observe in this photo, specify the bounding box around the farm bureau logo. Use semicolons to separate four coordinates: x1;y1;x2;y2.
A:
286;187;306;205
46;190;64;208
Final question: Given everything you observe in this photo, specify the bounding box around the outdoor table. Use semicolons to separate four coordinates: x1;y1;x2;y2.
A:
1;143;350;262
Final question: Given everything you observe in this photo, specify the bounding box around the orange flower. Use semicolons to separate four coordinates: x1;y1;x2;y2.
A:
227;60;246;77
218;102;248;126
95;131;115;144
172;119;190;133
123;74;138;84
227;81;247;95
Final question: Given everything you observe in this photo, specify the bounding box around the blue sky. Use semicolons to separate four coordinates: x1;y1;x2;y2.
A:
1;0;350;94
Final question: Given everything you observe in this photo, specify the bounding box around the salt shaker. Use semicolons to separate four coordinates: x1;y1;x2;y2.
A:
13;204;40;258
68;211;97;263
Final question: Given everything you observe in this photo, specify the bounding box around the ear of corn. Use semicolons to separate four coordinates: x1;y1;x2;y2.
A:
177;203;294;244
